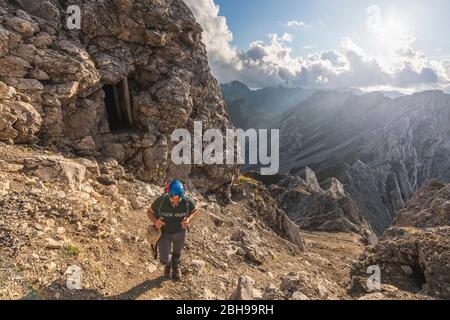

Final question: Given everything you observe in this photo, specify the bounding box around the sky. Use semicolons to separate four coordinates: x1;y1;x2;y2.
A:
184;0;450;92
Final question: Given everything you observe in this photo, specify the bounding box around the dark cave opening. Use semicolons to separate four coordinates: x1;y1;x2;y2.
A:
412;265;427;290
103;80;134;132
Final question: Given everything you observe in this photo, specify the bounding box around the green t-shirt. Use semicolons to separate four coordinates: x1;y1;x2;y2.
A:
151;194;196;234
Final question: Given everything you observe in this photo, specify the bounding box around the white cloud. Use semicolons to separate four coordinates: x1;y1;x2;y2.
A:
320;50;346;67
183;0;240;68
184;0;450;90
442;60;450;79
285;20;311;29
280;33;293;43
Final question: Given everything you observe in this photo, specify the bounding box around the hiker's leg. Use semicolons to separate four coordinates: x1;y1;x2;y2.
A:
158;233;172;267
170;230;187;268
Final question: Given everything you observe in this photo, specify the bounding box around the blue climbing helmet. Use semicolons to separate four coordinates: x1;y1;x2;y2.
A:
168;180;185;197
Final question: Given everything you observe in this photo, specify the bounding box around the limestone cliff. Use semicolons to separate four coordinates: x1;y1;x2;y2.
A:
0;0;237;192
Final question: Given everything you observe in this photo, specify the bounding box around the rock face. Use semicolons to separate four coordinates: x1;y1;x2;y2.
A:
268;90;450;234
265;168;377;244
0;0;236;192
349;181;450;299
394;180;450;228
231;177;306;251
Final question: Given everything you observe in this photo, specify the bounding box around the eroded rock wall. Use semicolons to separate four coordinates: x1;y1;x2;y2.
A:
0;0;237;192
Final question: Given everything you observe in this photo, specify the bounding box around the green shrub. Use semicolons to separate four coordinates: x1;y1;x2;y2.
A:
66;244;80;256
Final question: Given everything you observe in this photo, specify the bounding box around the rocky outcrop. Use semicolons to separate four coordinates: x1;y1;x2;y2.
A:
267;90;450;234
394;180;450;228
0;98;42;144
278;271;329;299
229;276;262;300
231;177;306;251
21;156;88;190
230;229;269;265
349;181;450;299
0;0;237;192
266;168;377;244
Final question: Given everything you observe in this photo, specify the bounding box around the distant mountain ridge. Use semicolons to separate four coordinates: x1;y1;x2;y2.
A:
221;81;316;115
220;81;316;128
221;81;409;129
268;89;450;233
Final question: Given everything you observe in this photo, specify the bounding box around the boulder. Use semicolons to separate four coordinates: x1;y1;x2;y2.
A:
73;136;97;156
0;81;16;100
229;276;262;300
297;167;323;193
262;284;284;300
280;272;328;299
0;100;42;143
23;156;86;190
231;230;267;265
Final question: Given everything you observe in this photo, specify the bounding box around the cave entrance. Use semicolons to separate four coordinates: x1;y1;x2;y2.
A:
103;78;134;132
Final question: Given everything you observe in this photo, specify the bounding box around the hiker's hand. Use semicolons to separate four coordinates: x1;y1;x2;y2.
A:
154;218;165;230
181;217;190;229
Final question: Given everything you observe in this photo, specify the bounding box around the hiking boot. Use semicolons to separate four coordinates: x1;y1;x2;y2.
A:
164;265;171;279
172;266;181;281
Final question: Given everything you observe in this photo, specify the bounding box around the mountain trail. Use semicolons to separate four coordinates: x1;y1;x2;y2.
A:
1;143;366;300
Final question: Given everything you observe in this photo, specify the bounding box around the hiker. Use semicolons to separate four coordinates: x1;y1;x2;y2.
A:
146;180;197;281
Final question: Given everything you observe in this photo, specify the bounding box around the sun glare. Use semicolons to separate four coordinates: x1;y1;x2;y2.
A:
377;16;408;51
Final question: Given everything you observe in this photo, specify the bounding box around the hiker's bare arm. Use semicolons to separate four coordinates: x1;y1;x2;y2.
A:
147;208;158;223
182;209;198;228
147;208;165;229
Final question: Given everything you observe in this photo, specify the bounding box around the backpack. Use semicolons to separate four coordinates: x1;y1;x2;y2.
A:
164;183;170;194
